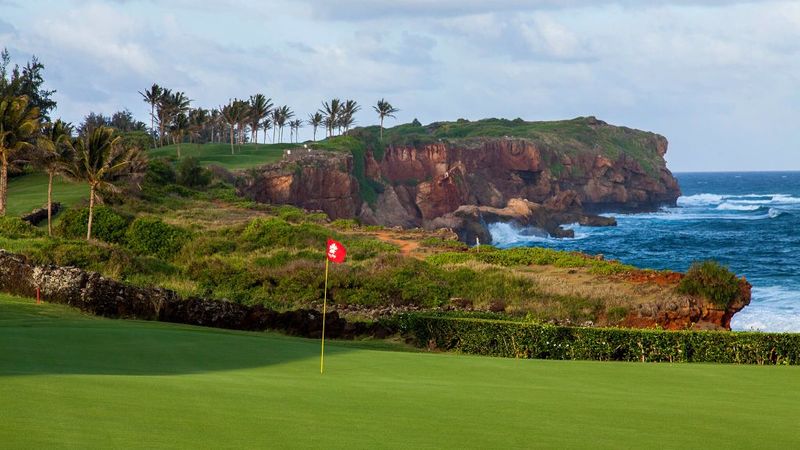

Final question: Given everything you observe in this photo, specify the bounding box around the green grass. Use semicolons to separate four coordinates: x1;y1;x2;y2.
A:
1;293;799;449
5;173;89;217
149;143;294;170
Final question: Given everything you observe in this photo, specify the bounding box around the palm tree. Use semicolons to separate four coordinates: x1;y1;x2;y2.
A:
307;112;323;141
262;117;272;144
69;126;136;240
272;105;293;143
188;108;208;148
320;99;341;137
138;83;161;147
170;112;190;158
289;119;303;143
37;119;74;235
0;95;40;216
339;99;360;133
235;99;251;145
373;98;399;140
209;108;221;143
249;94;273;144
220;101;238;154
157;89;190;146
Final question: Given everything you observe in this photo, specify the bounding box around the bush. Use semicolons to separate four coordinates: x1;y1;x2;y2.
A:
420;237;468;250
677;261;742;308
397;315;800;365
56;206;131;243
125;217;189;259
0;217;42;239
240;218;330;249
144;158;176;186
177;157;211;188
427;247;634;274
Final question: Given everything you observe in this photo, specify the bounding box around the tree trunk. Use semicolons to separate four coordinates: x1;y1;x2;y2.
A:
150;104;157;148
177;141;181;158
380;116;384;140
0;152;7;217
47;171;53;236
230;125;235;155
86;185;95;240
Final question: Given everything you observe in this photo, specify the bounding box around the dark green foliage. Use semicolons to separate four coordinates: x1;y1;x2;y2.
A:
398;315;800;365
118;131;152;151
241;218;330;249
427;247;635;274
0;217;41;239
26;239;113;269
144;158;176;185
677;261;742;308
125;217;189;259
56;206;131;244
176;157;211;188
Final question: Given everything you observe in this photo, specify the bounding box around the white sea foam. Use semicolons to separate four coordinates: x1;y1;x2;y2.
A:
677;193;724;207
487;222;589;247
715;203;760;211
731;286;800;332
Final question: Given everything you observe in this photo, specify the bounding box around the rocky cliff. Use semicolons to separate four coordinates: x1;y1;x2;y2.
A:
239;117;681;242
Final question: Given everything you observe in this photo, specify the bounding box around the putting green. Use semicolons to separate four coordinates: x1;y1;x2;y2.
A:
1;294;798;449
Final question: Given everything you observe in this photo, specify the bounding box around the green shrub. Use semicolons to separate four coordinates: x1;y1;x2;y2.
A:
420;237;468;250
27;240;112;269
144;158;176;186
240;218;330;249
397;315;800;365
176;157;211;188
330;218;359;230
125;217;189;259
0;217;42;239
427;247;634;274
677;260;742;308
56;206;131;243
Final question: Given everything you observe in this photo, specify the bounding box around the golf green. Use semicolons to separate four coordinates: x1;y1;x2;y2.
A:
148;143;291;170
1;294;798;449
5;173;88;217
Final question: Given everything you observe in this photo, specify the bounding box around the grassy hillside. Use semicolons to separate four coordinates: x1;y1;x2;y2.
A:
149;142;296;170
1;293;798;449
348;117;666;174
5;173;89;217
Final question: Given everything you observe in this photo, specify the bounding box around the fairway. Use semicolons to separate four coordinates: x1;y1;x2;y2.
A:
5;173;88;217
149;143;293;170
1;294;798;449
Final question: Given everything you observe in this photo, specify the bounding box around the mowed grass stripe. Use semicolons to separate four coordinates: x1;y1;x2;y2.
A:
149;143;293;170
0;294;798;449
6;173;88;217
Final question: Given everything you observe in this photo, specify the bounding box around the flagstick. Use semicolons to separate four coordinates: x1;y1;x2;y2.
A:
320;257;329;374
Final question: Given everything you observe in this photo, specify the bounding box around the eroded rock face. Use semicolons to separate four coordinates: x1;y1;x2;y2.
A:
238;151;361;220
239;121;680;239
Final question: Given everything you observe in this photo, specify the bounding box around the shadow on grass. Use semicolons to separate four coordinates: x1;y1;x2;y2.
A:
0;297;356;377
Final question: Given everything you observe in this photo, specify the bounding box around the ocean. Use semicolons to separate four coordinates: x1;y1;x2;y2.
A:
488;171;800;332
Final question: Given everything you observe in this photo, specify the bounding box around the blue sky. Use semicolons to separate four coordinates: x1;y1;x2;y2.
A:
1;0;798;171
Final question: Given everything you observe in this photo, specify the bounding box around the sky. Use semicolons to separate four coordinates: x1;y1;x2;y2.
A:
1;0;798;171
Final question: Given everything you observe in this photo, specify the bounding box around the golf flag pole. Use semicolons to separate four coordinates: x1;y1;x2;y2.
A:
321;238;346;374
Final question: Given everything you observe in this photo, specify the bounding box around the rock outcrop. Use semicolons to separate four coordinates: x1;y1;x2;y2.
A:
0;250;387;339
239;117;681;243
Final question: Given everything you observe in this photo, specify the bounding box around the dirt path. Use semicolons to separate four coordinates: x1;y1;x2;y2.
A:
372;231;421;257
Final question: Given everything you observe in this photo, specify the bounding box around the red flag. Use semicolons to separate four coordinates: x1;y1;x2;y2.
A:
326;238;346;264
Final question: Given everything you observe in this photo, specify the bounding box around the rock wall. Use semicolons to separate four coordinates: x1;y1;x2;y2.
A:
0;250;385;339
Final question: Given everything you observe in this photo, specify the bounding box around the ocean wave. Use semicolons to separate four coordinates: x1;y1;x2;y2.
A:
487;222;589;247
731;285;800;332
620;210;785;222
715;203;760;211
677;193;724;207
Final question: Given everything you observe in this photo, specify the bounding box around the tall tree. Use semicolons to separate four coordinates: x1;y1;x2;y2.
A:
339;99;360;133
275;106;294;143
0;95;40;216
307;112;323;141
220;100;240;155
320;99;341;137
138;83;161;147
37;119;74;235
0;49;57;120
289;119;303;143
262;117;272;144
170;112;190;158
373;98;399;140
248;94;273;144
156;89;190;146
68;126;136;240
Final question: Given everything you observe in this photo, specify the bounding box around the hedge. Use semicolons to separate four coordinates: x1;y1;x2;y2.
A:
396;315;800;365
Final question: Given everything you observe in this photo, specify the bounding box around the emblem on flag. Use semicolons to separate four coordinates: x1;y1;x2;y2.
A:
326;238;347;264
